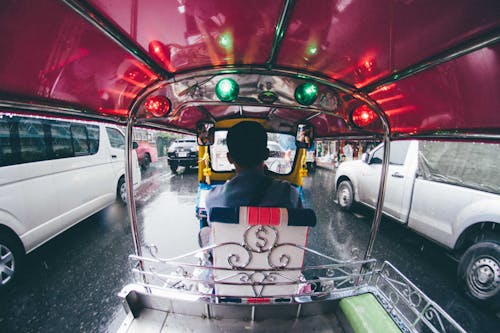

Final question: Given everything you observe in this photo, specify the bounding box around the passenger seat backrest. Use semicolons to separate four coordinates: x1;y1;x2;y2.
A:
210;206;316;298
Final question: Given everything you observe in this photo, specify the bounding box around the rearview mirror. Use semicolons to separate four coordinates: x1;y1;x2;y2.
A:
197;122;215;146
132;141;139;149
296;123;313;149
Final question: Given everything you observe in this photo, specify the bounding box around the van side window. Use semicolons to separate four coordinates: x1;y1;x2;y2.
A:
87;126;99;154
71;124;89;156
51;121;73;159
0;116;17;166
19;118;48;163
106;127;125;149
1;115;100;166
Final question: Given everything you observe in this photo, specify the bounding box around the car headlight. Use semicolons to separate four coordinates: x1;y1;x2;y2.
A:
190;146;198;152
168;146;175;153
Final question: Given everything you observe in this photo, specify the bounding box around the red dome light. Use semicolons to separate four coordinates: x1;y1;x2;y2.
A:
351;105;377;128
144;95;171;117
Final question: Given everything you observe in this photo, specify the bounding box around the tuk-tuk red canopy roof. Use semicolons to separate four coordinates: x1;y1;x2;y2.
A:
0;0;499;137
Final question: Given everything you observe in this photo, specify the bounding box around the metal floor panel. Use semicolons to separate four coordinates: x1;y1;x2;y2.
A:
119;309;346;333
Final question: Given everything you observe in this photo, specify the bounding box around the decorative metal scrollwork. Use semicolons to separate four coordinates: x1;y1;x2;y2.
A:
424;306;447;333
243;225;278;253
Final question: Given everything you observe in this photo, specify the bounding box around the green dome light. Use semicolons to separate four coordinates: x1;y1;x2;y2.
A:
306;42;318;56
295;82;318;106
215;78;239;102
218;31;233;51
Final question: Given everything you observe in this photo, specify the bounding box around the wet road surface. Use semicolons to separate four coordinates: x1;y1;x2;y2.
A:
0;163;498;332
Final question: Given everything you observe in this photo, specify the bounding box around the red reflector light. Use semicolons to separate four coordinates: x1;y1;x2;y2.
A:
351;105;377;128
144;95;171;117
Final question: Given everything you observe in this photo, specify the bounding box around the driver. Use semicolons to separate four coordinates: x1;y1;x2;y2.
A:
205;121;302;210
200;121;302;247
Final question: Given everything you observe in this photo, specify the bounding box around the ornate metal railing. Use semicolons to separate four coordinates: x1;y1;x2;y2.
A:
371;261;466;333
124;240;465;333
128;241;377;301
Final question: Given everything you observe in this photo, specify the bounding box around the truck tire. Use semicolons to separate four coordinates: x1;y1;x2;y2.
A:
0;233;24;290
458;240;500;310
337;180;354;210
141;153;151;170
170;162;178;174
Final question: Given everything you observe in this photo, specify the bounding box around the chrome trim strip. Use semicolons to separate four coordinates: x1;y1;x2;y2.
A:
171;67;357;94
61;0;172;80
267;0;296;68
392;132;500;141
0;98;120;123
362;28;500;93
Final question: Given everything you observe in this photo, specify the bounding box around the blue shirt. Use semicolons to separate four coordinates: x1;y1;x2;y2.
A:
205;170;302;219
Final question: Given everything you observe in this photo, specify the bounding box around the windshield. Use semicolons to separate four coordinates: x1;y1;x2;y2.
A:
210;130;296;174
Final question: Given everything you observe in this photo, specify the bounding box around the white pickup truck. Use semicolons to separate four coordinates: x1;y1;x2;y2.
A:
335;140;500;308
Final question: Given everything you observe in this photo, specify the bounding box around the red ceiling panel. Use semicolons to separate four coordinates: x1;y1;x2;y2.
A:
277;0;500;89
89;0;284;72
376;44;500;135
0;0;158;114
392;0;500;71
277;0;392;86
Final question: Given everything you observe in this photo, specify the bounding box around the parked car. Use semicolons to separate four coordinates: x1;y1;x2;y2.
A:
167;137;198;173
135;141;158;170
335;140;500;307
0;114;141;289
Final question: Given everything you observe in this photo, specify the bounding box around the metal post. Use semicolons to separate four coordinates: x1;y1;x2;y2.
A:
125;117;144;264
351;92;392;284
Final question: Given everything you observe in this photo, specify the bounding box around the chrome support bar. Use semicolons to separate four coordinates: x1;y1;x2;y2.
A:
267;0;296;68
125;116;143;264
351;92;391;264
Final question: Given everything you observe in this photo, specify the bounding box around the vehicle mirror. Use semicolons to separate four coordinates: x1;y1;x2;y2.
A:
296;123;313;149
132;141;139;149
197;122;215;146
361;152;369;163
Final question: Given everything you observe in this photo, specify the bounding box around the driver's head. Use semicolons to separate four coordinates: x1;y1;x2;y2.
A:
227;121;268;168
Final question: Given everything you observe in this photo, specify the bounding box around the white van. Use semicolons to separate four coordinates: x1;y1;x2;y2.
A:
0;113;141;288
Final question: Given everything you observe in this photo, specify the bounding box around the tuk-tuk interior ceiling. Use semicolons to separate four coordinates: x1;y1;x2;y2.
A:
0;0;499;136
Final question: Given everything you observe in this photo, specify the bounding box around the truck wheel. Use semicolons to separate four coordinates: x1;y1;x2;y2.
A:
337;180;354;210
458;240;500;309
170;162;178;174
141;154;151;170
0;233;24;290
117;176;127;204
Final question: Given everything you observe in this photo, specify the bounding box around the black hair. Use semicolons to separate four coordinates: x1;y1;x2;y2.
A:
227;121;267;168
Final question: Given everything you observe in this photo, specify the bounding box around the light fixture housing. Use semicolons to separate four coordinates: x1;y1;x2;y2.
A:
295;82;318;106
144;95;171;117
351;105;378;128
215;78;239;102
